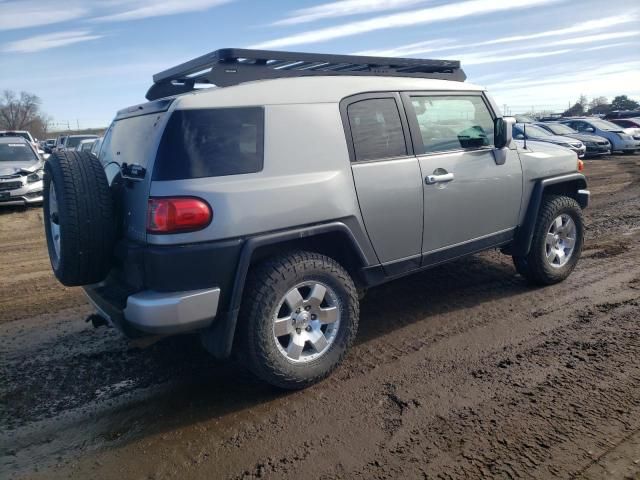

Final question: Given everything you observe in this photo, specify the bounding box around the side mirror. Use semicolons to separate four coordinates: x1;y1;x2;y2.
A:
494;117;515;149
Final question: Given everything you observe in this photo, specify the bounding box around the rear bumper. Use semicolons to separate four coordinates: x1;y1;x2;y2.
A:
84;285;220;335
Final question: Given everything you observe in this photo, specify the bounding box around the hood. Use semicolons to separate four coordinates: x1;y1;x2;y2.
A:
0;159;43;177
562;133;609;143
623;127;640;136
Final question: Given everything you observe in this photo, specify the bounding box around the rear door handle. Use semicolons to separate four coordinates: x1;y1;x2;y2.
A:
425;173;454;184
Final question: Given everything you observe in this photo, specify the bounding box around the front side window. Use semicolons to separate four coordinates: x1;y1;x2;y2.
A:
347;98;407;161
154;107;264;180
409;95;495;154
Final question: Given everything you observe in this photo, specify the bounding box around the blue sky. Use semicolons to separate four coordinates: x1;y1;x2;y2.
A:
1;0;639;129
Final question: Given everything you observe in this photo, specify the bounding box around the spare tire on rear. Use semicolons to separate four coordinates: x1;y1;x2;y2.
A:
43;151;115;286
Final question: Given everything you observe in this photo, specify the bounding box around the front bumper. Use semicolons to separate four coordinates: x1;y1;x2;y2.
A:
614;139;640;152
570;145;587;158
585;143;611;156
0;179;43;206
84;284;220;335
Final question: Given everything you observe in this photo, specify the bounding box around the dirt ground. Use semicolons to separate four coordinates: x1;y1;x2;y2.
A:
1;155;639;480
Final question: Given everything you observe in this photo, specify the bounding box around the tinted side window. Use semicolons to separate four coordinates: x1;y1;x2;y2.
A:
347;98;407;161
154;107;264;180
409;95;494;154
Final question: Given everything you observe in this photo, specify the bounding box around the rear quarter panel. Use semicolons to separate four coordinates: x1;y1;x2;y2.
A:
148;103;373;260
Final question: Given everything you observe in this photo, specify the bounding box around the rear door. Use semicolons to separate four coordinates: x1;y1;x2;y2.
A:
401;92;522;262
342;93;423;276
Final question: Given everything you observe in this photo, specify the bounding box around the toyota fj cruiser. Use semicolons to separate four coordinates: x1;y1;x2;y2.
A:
43;49;589;389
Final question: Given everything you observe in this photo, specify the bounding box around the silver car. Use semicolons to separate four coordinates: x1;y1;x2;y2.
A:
0;137;45;206
41;48;590;389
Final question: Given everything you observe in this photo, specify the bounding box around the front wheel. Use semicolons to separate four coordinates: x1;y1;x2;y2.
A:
238;251;359;389
513;195;584;285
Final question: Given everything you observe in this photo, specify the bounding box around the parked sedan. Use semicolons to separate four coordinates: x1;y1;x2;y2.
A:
560;118;640;154
534;122;610;157
0;137;44;207
512;123;586;158
608;118;640;138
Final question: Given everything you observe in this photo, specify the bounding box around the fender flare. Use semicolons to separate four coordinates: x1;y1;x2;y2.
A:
200;221;370;359
511;173;588;257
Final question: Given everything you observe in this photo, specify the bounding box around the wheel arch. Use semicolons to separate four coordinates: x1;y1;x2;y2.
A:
201;221;371;359
511;173;588;257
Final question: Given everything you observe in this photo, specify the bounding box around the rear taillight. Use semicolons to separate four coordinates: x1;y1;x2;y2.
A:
577;159;584;172
147;197;212;234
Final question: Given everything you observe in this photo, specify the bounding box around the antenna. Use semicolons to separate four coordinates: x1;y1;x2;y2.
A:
523;123;527;150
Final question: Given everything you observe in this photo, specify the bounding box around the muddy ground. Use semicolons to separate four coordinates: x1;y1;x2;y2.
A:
1;155;639;479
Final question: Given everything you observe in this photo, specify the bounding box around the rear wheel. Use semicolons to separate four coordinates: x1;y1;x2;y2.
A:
238;251;359;389
513;195;584;285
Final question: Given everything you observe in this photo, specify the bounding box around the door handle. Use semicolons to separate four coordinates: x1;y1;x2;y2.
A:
425;172;454;184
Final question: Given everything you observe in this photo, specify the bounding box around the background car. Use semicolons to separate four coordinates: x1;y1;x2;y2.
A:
604;110;640;120
608;118;640;137
513;123;586;157
54;135;67;152
560;117;640;154
76;138;98;152
90;136;103;156
0;137;44;206
57;134;99;152
44;139;56;154
534;122;610;157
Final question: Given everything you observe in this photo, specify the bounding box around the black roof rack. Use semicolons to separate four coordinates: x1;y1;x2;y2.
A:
145;48;465;101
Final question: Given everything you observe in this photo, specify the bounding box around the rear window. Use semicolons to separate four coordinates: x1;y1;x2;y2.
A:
153;107;264;181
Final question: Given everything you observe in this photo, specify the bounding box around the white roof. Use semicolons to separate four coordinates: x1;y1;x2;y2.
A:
175;76;484;109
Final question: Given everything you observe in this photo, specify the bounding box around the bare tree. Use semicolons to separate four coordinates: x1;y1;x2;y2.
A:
0;90;43;131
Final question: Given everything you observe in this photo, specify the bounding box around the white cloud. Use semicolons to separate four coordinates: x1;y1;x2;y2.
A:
462;49;573;66
0;0;88;31
271;0;429;26
3;30;103;53
479;13;638;46
541;30;639;47
91;0;232;22
488;60;640;110
355;13;639;57
250;0;559;49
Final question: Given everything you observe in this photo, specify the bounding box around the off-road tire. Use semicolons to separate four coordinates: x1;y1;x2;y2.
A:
513;195;584;285
43;151;115;286
238;251;359;389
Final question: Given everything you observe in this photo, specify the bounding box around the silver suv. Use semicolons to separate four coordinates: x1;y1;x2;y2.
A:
43;49;589;389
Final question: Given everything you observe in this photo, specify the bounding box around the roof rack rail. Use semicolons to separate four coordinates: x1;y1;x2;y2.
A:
145;48;465;101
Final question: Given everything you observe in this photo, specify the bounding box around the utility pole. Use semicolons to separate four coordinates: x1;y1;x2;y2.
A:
76;119;80;130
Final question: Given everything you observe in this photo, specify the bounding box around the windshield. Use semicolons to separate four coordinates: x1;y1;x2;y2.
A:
521;125;552;137
546;123;576;135
66;136;97;148
0;132;31;142
589;119;622;131
0;143;38;162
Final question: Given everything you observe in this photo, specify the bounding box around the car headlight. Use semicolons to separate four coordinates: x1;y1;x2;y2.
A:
27;169;44;183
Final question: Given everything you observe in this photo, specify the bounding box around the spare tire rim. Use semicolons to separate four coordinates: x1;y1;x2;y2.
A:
49;182;61;261
272;281;341;364
545;213;576;268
